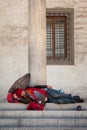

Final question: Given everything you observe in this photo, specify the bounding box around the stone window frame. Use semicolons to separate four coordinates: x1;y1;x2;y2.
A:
46;8;74;65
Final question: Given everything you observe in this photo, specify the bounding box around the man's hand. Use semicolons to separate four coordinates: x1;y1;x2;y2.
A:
13;94;18;99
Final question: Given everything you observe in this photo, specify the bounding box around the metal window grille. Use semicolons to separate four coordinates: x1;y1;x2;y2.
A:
46;9;74;65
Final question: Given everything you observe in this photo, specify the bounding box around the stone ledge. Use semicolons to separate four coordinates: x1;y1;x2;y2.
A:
0;127;87;130
0;102;86;110
0;111;87;118
0;118;87;127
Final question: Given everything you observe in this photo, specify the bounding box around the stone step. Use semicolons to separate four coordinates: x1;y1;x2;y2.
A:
0;103;27;110
0;118;87;127
0;102;86;110
0;103;87;129
46;103;87;110
0;127;87;130
0;111;87;118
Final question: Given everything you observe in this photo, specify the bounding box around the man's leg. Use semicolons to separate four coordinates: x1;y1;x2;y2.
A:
47;95;76;104
47;88;73;99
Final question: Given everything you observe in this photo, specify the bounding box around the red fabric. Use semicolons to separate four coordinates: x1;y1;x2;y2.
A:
7;87;48;107
7;88;23;103
26;87;47;111
27;102;44;111
7;93;13;103
25;87;48;101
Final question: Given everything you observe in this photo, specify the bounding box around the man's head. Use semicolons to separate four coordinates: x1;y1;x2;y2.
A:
15;88;26;97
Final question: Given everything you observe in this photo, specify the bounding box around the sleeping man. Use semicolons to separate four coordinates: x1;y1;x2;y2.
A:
7;73;84;105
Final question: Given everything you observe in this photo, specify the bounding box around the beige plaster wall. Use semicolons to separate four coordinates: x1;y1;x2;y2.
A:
46;0;87;98
0;0;87;101
0;0;29;101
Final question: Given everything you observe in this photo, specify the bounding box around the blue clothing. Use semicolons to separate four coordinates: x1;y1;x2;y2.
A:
46;88;75;104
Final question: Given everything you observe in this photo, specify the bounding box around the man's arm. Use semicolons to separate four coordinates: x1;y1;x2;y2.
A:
18;98;30;104
30;85;52;89
34;85;47;88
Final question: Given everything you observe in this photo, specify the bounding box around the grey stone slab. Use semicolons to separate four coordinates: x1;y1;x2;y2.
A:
0;111;87;118
45;103;87;110
0;103;27;110
0;127;87;130
21;118;87;127
0;118;87;127
0;103;87;110
0;111;43;118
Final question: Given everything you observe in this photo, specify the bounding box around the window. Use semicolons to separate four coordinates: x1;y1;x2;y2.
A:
46;8;74;65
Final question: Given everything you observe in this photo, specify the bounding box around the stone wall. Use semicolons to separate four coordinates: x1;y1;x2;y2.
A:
0;0;29;101
0;0;87;101
46;0;87;98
